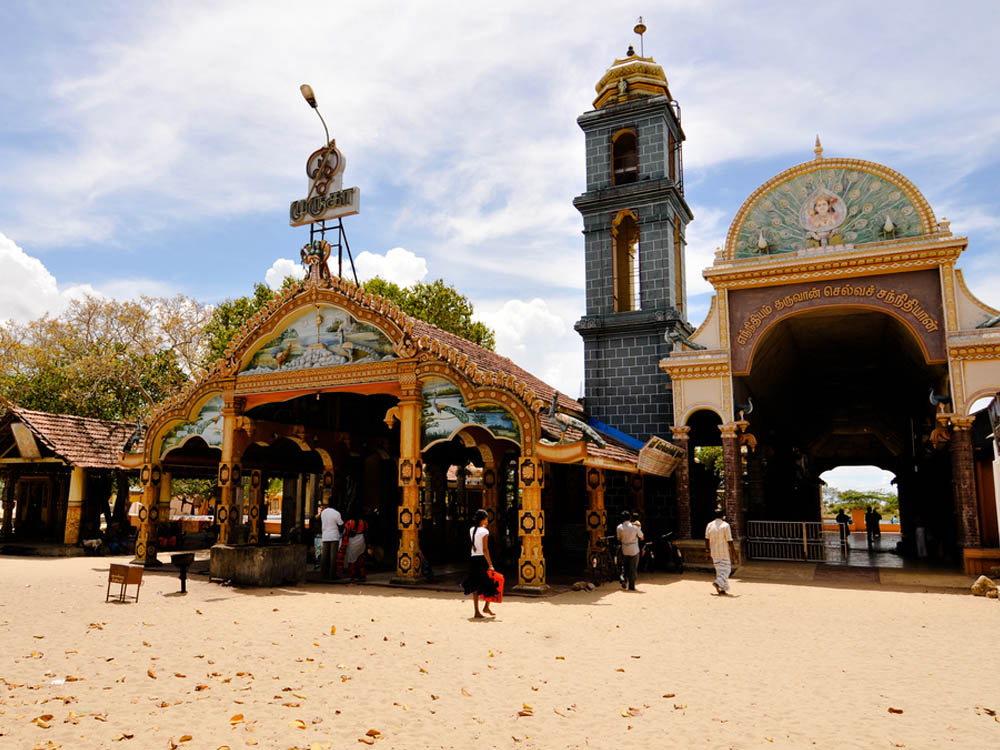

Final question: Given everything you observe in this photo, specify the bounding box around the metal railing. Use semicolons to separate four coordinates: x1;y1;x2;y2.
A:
746;520;827;562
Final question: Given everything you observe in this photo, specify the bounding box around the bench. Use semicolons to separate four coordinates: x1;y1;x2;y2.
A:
106;563;143;603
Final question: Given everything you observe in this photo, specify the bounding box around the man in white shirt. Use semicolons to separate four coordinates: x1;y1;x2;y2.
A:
616;511;644;591
704;508;735;595
320;499;344;580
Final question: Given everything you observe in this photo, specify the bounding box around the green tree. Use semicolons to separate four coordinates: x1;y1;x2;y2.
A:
694;446;724;487
0;295;200;421
830;488;899;516
363;277;496;350
201;282;277;366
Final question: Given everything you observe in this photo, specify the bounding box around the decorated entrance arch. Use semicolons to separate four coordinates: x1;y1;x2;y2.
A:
662;146;1000;570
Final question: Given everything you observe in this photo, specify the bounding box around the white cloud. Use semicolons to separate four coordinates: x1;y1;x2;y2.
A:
353;247;428;287
265;257;307;289
0;231;77;321
477;297;583;397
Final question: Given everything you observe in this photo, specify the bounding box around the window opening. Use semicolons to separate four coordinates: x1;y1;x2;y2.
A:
612;211;641;312
612;131;638;185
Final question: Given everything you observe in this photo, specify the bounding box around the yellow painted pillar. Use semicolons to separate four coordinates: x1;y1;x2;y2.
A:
482;460;500;540
394;390;424;583
516;456;549;592
215;397;242;546
63;466;86;545
158;471;172;547
584;467;607;564
247;470;266;545
133;462;163;566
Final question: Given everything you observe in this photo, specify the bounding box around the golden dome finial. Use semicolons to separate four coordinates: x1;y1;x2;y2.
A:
814;135;824;160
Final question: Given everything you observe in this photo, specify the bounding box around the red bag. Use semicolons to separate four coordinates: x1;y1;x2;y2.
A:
484;569;504;604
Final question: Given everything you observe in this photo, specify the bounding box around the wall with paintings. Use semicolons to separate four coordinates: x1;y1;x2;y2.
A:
160;394;224;457
240;304;396;375
420;377;520;449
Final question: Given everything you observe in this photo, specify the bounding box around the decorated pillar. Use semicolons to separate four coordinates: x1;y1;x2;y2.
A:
482;458;500;540
394;378;424;583
1;470;15;537
584;466;607;564
157;470;172;541
719;423;745;561
215;396;243;546
670;426;692;538
516;456;548;592
951;416;980;549
62;467;86;545
133;462;163;566
247;470;266;545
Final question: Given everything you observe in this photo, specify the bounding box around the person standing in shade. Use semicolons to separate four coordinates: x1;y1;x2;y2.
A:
319;498;344;581
617;510;643;591
462;509;500;618
705;508;735;596
835;508;851;552
865;506;876;548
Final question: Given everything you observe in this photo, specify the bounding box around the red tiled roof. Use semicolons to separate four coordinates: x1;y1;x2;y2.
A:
6;406;135;469
540;414;640;467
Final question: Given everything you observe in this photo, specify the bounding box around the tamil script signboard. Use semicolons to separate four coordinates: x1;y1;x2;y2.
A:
289;142;360;226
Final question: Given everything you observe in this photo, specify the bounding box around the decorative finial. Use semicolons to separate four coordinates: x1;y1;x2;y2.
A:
814;135;823;160
634;16;646;57
626;44;635;57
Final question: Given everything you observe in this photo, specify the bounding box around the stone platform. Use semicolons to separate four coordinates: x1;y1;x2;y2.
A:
209;543;307;586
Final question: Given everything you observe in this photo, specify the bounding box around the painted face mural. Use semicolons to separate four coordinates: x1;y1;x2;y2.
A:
160;395;224;457
420;377;520;448
240;305;396;375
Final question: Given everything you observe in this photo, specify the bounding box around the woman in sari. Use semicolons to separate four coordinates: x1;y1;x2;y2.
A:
462;509;500;618
337;510;369;581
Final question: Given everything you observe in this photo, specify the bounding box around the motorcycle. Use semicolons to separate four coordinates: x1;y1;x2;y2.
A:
638;531;684;573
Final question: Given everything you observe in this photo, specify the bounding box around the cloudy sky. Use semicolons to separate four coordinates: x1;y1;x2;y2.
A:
2;1;998;491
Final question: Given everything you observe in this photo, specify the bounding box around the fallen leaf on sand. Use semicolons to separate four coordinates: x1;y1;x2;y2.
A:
620;707;640;718
555;656;565;660
517;709;533;717
461;688;472;697
418;667;428;674
662;693;676;698
366;729;382;737
229;713;244;725
32;713;55;728
615;668;625;673
430;695;439;700
194;684;208;691
331;626;337;635
112;733;134;741
246;740;258;746
888;707;904;714
146;669;157;679
522;703;533;710
673;704;687;710
178;736;192;743
33;634;45;639
358;738;375;746
174;673;186;678
289;719;307;729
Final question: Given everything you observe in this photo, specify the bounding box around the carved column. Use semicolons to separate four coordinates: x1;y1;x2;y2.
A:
584;467;607;564
215;396;243;546
719;423;745;562
247;470;266;545
670;426;692;538
157;470;172;544
630;473;645;517
1;470;15;538
482;458;500;541
516;456;548;592
951;416;981;549
393;382;424;584
62;467;86;545
133;463;163;566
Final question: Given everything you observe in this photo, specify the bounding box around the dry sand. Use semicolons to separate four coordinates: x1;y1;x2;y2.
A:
1;555;998;749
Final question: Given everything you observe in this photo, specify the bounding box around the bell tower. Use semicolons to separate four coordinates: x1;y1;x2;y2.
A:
573;34;693;442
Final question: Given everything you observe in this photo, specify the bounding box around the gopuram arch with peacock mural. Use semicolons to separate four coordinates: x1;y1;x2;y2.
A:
127;244;670;591
662;143;1000;573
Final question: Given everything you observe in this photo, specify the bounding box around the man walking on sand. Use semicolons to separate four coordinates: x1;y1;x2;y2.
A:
319;498;344;581
617;510;643;591
705;508;735;596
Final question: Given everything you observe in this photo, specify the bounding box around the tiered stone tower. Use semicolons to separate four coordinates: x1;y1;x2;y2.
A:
574;45;693;442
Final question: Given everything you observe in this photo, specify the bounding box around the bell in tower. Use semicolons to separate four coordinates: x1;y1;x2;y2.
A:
573;24;694;442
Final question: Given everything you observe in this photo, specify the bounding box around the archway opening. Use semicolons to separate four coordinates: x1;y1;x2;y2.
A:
820;464;905;565
737;307;953;561
687;409;723;536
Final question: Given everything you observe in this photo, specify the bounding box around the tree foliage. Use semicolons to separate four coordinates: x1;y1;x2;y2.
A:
201;282;276;366
694;446;724;486
825;488;899;515
0;294;207;421
363;277;496;350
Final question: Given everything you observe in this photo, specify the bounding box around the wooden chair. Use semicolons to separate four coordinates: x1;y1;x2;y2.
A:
106;563;143;603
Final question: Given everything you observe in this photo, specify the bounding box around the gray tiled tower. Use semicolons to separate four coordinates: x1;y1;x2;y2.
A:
574;48;693;442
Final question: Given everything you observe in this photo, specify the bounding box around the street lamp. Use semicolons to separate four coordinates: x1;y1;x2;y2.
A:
300;83;331;146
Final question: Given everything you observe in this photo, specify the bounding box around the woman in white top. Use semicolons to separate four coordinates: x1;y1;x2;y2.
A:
461;509;499;618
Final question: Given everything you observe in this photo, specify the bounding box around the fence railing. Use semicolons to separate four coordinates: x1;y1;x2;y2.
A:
746;520;827;562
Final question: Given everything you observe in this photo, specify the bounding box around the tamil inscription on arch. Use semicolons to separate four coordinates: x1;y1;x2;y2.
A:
728;268;946;375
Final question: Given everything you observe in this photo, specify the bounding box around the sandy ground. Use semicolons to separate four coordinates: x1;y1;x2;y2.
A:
1;556;998;750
